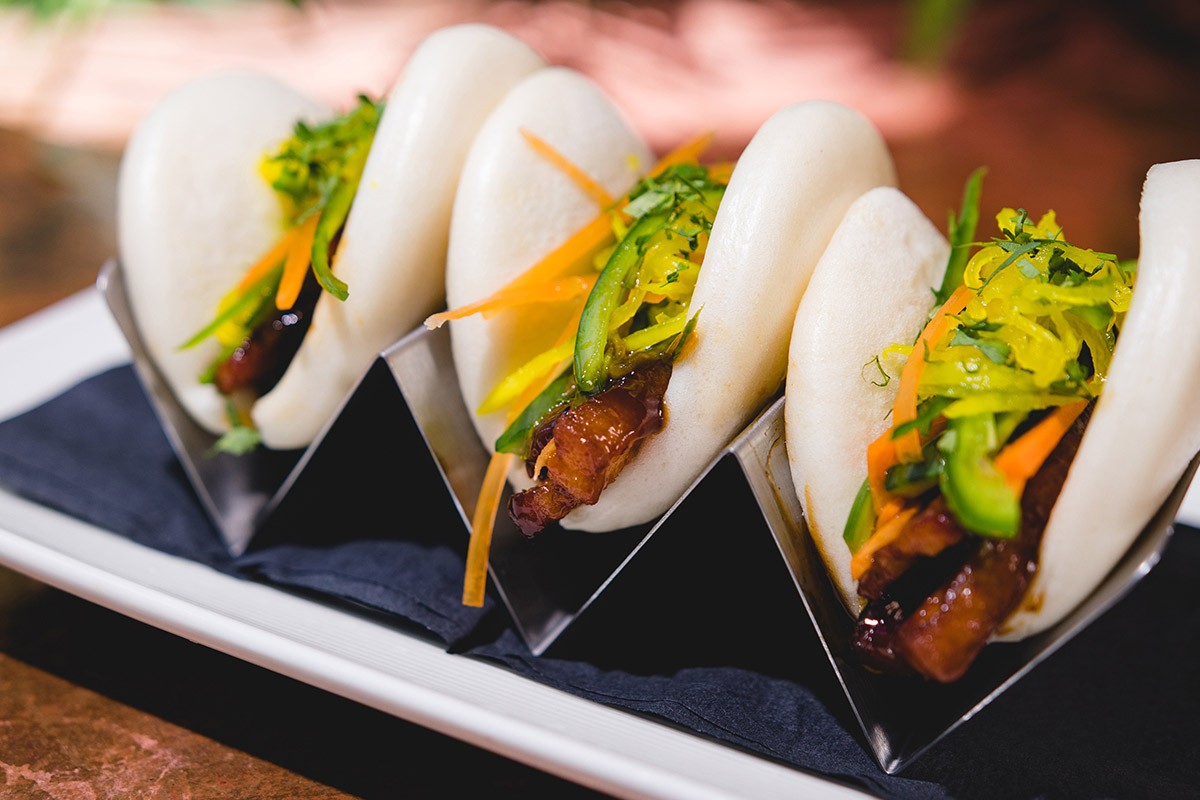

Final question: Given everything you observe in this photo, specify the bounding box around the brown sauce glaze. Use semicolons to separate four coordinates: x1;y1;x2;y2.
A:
508;359;672;537
213;270;322;396
852;404;1092;681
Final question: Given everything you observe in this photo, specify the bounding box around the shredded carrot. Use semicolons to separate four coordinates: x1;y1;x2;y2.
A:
428;131;718;332
649;130;715;176
275;214;320;310
520;127;614;209
706;161;736;184
425;215;613;330
891;284;973;462
234;230;295;294
426;274;598;329
994;400;1087;493
462;451;516;607
460;348;577;604
866;427;899;514
850;505;919;580
460;308;582;605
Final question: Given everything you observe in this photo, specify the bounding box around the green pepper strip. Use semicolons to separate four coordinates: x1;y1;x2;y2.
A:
884;438;944;498
843;478;877;553
574;212;667;393
494;368;576;457
939;414;1020;537
309;140;372;301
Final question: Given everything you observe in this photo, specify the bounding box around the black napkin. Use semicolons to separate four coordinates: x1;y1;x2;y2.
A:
1;364;1197;800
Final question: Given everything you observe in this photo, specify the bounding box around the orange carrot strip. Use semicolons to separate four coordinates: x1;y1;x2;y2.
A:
462;451;515;607
649;130;715;176
706;161;735;184
425;215;614;331
234;230;295;294
517;214;616;291
994;400;1087;493
275;214;320;310
521;127;614;209
851;505;919;581
866;427;900;515
426;274;598;329
892;284;973;462
459;301;587;606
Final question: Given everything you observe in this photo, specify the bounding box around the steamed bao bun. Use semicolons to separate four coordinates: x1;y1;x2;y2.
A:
118;24;545;450
446;67;654;460
118;70;328;440
786;163;1200;641
448;94;896;533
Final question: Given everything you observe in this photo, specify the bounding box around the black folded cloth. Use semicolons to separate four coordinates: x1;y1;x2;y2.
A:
1;364;1197;800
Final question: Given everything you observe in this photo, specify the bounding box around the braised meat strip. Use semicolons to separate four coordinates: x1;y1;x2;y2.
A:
857;498;967;601
852;404;1091;681
214;270;322;396
508;360;671;537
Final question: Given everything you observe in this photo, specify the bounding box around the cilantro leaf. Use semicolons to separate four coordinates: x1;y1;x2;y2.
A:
949;327;1011;364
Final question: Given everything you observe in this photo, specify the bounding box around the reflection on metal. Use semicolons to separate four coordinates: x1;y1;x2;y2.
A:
100;256;1197;770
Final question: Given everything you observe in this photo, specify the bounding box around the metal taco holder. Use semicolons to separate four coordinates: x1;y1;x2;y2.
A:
98;256;1199;773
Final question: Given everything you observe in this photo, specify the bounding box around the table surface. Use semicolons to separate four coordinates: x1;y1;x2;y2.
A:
1;1;1197;797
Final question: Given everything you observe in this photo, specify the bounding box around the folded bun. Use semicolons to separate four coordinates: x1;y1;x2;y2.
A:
566;101;896;531
446;67;652;454
120;24;545;450
785;162;1200;644
785;186;950;613
118;70;329;437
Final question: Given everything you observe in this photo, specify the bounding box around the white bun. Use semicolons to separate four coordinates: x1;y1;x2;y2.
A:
783;163;1200;641
565;100;897;531
783;186;950;615
1000;159;1200;639
119;25;544;450
253;24;545;449
446;67;651;455
118;70;329;437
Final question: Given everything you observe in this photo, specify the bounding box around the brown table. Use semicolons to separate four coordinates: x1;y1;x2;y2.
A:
1;2;1197;797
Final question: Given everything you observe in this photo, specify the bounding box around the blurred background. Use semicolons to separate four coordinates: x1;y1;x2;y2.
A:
2;0;1199;330
0;1;1197;797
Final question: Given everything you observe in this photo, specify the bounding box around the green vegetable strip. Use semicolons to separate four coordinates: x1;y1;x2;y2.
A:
939;414;1020;538
178;262;283;350
309;141;371;301
494;368;576;457
622;311;686;352
574;212;667;393
936;166;985;302
843;478;877;552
